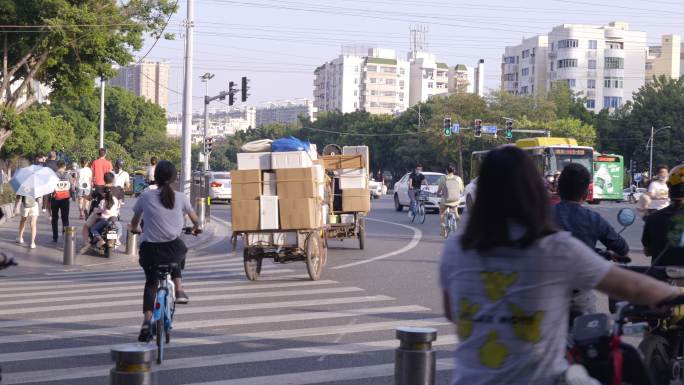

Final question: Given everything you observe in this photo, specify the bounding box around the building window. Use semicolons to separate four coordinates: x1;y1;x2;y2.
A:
505;73;516;81
605;57;624;69
587;79;596;89
566;79;576;87
557;39;579;49
521;86;529;94
604;96;623;109
558;59;578;68
367;65;377;72
383;91;396;97
550;62;554;71
522;49;530;58
385;78;395;85
427;82;433;88
606;41;624;49
586;99;596;109
381;66;396;73
369;78;377;84
604;77;623;88
521;67;529;76
646;62;653;70
588;40;597;49
588;60;597;69
400;68;405;75
504;56;516;64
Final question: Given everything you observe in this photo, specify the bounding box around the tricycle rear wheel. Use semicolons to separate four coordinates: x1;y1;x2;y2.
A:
305;232;323;281
358;218;366;250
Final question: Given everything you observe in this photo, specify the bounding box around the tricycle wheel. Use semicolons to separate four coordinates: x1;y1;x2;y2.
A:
358;218;366;250
305;232;323;281
231;232;238;252
243;248;262;281
319;231;328;267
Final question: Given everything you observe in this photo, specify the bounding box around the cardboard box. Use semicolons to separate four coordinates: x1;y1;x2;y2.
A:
237;152;271;170
271;151;313;169
259;195;279;230
343;146;369;170
262;172;277;196
339;168;368;189
342;189;371;212
276;167;319;199
279;198;321;230
231;200;260;231
321;155;363;170
231;170;262;200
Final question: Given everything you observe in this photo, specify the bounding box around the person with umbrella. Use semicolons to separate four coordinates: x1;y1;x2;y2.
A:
11;164;60;249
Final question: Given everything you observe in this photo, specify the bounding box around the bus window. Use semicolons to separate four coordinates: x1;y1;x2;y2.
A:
552;148;592;173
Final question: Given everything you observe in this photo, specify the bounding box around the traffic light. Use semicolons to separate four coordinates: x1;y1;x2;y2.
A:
204;137;214;153
241;76;249;102
228;81;236;106
505;120;513;140
443;117;452;136
474;119;482;138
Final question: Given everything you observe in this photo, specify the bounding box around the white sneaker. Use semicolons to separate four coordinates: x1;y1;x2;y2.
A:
16;237;24;244
29;243;37;249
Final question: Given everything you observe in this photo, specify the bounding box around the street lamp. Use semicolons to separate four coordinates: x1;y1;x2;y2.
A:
200;73;214;172
646;125;671;180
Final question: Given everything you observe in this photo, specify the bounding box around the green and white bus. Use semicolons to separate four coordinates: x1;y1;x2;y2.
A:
592;153;624;202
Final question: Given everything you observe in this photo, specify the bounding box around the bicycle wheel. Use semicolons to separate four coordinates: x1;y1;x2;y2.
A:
156;318;164;364
305;232;322;281
418;203;426;224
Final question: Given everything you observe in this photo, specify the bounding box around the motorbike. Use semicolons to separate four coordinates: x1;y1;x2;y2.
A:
89;217;120;258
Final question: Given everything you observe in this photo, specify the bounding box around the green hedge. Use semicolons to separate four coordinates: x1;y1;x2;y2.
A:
0;185;15;205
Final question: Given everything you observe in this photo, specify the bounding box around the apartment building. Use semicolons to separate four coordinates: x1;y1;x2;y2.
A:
255;99;317;127
646;34;681;83
407;51;449;105
502;22;647;111
447;60;485;96
109;60;170;110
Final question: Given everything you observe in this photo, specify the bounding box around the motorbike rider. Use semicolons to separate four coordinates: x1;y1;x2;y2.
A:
552;163;629;318
90;187;121;248
83;172;124;244
642;164;684;266
407;164;428;216
437;165;464;236
440;146;679;385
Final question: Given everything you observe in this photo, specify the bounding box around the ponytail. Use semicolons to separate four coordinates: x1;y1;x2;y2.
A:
103;188;114;210
154;160;177;210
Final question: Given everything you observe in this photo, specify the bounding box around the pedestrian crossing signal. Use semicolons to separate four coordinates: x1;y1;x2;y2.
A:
443;117;452;136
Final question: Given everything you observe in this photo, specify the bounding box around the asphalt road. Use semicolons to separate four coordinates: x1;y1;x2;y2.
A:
0;197;648;385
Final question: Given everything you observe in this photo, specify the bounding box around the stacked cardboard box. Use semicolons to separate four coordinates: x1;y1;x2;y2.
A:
231;149;324;233
320;152;371;214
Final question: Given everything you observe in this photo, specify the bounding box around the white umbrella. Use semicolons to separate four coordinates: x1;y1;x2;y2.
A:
10;165;59;198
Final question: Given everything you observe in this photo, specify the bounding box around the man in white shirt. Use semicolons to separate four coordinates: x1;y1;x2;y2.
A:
112;159;130;202
647;165;670;216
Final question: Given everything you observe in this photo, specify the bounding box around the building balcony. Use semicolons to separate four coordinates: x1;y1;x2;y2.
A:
604;48;625;59
586;90;596;97
503;63;518;73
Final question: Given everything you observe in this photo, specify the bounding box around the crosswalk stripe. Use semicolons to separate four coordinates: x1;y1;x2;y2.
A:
185;358;456;385
0;286;367;318
0;305;429;344
2;335;457;384
0;317;450;363
1;279;339;305
33;264;276;281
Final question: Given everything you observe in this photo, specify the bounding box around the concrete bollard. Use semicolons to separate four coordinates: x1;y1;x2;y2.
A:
195;197;206;229
205;196;211;224
110;344;157;385
126;229;138;257
394;327;437;385
63;226;76;265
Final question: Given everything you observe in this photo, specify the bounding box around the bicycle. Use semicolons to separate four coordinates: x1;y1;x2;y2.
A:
409;189;428;224
443;206;458;239
136;227;199;364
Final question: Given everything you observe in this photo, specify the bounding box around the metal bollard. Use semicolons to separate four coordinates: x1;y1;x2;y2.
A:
205;196;211;224
394;327;437;385
63;226;76;265
126;229;138;257
110;344;157;385
195;197;206;229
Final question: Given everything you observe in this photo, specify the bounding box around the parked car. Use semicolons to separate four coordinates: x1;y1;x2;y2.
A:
622;187;646;203
393;172;445;213
208;172;232;203
369;178;385;199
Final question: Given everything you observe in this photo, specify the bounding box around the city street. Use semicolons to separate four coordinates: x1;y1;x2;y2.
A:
0;196;648;384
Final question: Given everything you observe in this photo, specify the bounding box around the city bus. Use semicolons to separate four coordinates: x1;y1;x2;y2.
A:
465;138;594;210
592;153;624;202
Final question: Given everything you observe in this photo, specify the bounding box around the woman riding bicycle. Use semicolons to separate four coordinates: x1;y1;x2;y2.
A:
129;160;201;342
437;164;464;237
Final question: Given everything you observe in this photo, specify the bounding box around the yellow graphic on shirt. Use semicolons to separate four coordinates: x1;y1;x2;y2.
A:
508;303;544;343
457;298;480;339
480;271;518;301
479;331;509;368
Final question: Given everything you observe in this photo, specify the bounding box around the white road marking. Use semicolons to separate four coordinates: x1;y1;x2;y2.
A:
332;217;423;269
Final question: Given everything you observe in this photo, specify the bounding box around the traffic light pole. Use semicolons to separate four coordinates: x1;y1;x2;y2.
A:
203;93;210;173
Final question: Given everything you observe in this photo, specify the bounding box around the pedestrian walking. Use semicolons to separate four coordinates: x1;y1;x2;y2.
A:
69;162;79;202
14;194;39;249
646;165;670;218
146;156;158;184
91;148;113;191
50;160;73;243
76;157;93;219
42;150;59;215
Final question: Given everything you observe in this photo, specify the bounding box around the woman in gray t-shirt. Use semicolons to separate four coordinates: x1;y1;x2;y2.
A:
130;161;200;342
440;146;677;385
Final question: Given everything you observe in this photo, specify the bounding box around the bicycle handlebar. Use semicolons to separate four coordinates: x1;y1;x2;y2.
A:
182;227;202;236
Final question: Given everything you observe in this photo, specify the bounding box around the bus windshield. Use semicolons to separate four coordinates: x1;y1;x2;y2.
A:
551;148;593;173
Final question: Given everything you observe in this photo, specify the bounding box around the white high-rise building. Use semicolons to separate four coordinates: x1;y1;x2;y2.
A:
109;60;170;110
407;51;449;105
255;99;317;127
501;22;647;111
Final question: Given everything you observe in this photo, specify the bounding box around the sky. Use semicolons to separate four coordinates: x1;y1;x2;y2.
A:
138;0;684;115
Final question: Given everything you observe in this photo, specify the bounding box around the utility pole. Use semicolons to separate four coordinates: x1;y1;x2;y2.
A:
99;76;105;149
457;135;464;180
201;73;214;172
180;0;194;195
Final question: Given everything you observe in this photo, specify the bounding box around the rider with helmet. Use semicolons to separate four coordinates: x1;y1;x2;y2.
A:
437;165;464;236
642;164;684;266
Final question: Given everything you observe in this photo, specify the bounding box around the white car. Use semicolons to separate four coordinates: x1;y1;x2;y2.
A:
393;172;445;213
208;172;232;202
463;177;478;212
369;178;385;199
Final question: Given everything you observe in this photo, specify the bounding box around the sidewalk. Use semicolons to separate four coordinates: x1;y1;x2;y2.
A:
0;197;219;277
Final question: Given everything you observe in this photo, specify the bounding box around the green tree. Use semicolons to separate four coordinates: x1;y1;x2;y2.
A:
1;105;75;158
129;132;181;168
69;136;134;167
547;118;597;147
0;0;177;150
